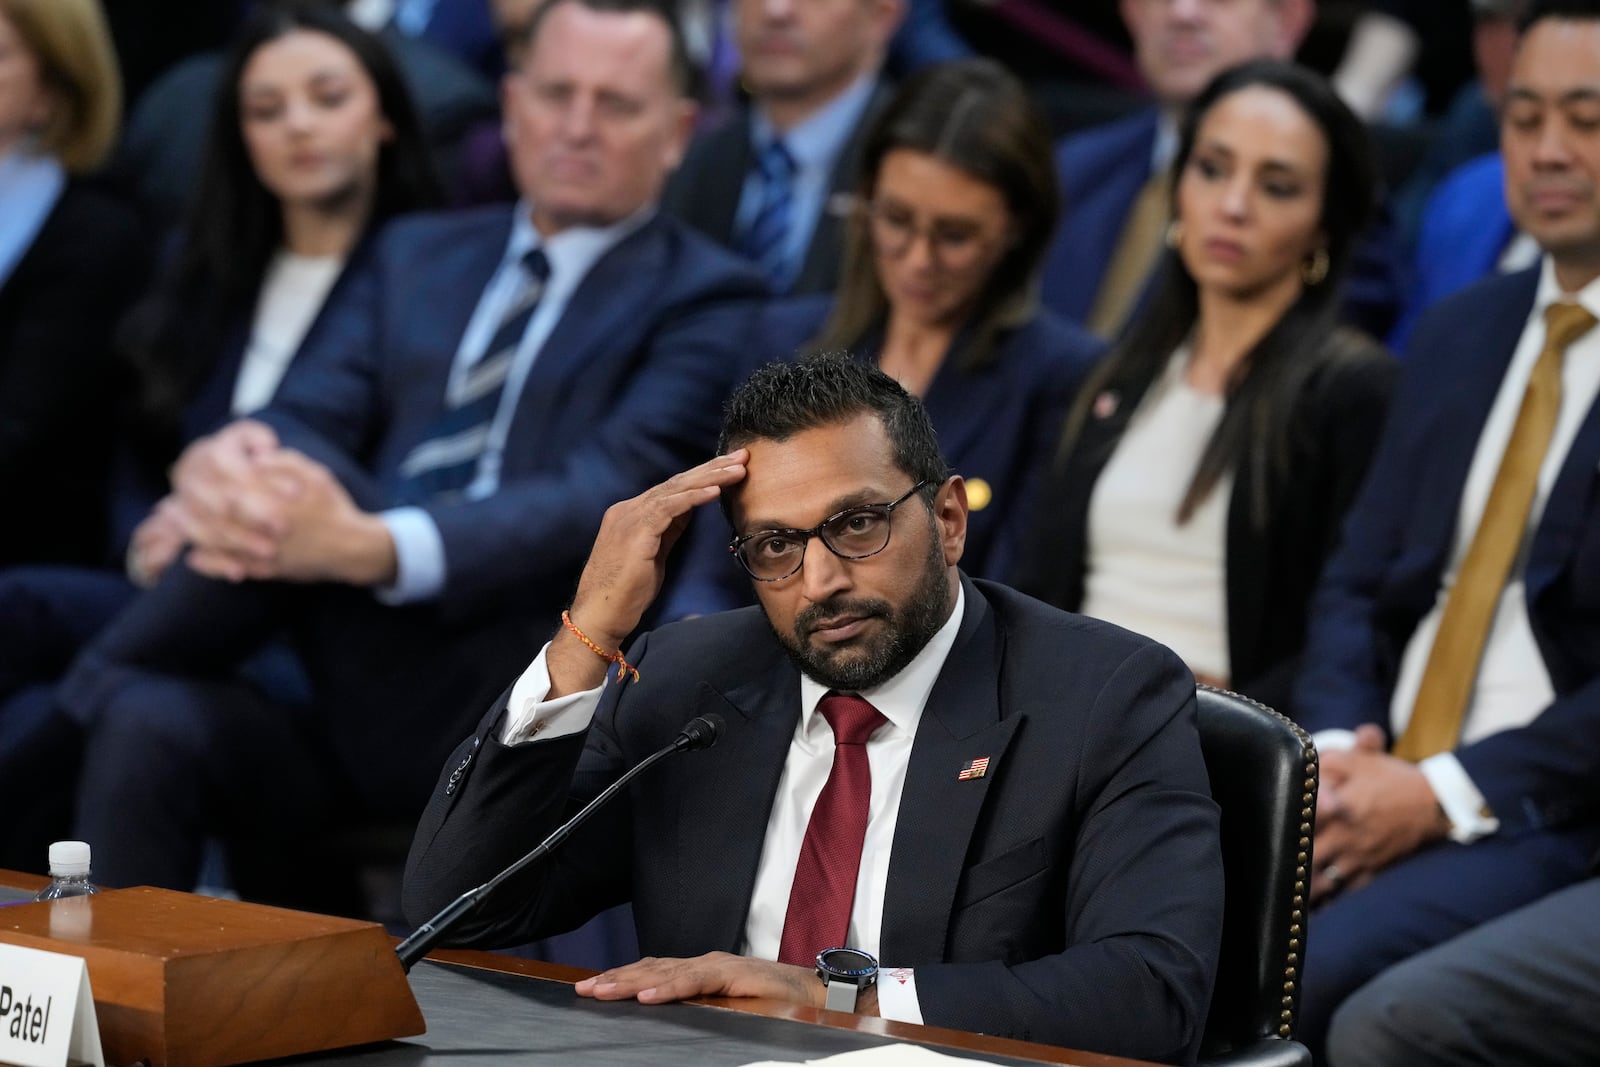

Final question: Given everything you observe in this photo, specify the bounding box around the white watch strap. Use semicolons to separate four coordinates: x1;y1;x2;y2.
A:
824;977;858;1012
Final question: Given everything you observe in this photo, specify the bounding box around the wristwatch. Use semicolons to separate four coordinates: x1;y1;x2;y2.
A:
815;946;878;1012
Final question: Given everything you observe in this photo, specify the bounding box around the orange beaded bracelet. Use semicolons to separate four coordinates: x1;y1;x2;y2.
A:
561;610;640;685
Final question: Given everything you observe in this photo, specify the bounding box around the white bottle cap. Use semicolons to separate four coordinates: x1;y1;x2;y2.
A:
48;840;91;877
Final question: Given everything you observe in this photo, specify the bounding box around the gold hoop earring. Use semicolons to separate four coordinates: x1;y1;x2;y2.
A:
1302;247;1330;286
1165;220;1184;250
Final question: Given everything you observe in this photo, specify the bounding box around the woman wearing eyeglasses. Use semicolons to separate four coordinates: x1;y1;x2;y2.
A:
779;58;1102;582
659;59;1101;619
1017;61;1395;712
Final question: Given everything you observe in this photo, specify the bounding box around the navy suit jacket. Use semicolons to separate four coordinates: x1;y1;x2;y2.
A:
1295;267;1600;835
1039;108;1404;339
659;88;888;296
659;297;1103;619
1389;152;1513;352
404;576;1222;1064
63;206;767;811
256;205;767;622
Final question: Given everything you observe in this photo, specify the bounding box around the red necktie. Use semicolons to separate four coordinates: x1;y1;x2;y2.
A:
777;693;887;966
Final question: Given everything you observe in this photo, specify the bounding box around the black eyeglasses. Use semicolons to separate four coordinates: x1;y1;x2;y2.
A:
729;481;931;581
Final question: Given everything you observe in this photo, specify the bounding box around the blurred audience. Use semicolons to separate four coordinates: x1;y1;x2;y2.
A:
1292;1;1600;1058
0;0;440;875
665;58;1102;619
41;0;763;909
1388;0;1535;350
0;0;143;570
1018;60;1394;713
1038;0;1403;342
660;0;904;294
111;0;494;229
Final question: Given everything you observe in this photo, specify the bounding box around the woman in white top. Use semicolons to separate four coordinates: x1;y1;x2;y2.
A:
0;2;439;871
1018;60;1396;712
118;1;441;580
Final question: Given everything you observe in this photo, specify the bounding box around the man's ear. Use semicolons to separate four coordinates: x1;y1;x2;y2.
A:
934;476;968;567
662;97;699;174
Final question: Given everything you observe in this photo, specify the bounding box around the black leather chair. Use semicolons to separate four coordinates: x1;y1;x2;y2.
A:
1195;685;1318;1067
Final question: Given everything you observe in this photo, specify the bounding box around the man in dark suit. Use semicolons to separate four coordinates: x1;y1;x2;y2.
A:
404;355;1223;1065
1290;2;1600;1057
54;0;766;900
659;0;904;294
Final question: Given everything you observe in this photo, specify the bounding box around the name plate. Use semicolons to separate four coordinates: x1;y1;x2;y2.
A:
0;942;104;1067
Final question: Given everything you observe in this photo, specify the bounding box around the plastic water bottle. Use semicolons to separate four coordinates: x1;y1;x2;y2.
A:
32;841;100;901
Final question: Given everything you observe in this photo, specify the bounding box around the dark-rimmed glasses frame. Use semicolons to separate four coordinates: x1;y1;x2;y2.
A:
728;480;932;582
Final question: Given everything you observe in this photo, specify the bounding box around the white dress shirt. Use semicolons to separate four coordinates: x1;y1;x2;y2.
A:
1318;258;1600;841
378;202;652;602
499;585;969;1024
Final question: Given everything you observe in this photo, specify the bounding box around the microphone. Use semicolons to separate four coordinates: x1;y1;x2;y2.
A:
395;713;724;970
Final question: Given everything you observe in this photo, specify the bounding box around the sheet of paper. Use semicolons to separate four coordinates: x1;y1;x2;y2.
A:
741;1042;1014;1066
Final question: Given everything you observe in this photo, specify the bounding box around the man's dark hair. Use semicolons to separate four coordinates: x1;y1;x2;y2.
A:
514;0;694;96
1519;0;1600;31
717;353;949;517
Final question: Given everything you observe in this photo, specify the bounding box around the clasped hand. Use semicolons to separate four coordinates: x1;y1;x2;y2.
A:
1311;723;1450;903
148;420;393;586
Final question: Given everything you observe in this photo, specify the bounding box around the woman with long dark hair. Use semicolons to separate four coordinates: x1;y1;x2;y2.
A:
1017;60;1396;711
664;59;1102;619
0;0;439;872
120;0;440;571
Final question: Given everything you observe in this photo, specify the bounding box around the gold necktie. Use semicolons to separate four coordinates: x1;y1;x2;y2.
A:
1394;302;1598;762
1086;169;1169;339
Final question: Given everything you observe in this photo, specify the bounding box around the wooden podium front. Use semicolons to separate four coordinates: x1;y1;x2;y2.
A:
0;884;423;1067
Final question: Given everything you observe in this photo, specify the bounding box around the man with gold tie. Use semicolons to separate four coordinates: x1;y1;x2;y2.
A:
1290;1;1600;1059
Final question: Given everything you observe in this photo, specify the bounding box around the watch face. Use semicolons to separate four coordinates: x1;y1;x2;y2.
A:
817;947;877;977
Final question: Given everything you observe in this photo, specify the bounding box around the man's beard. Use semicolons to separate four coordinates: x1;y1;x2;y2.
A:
765;526;954;692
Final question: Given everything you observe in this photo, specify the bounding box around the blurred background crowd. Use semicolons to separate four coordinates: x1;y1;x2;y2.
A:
2;0;1598;1063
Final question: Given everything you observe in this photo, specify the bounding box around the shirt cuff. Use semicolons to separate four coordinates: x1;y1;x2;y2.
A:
375;507;446;604
876;966;923;1026
1311;728;1357;754
1419;753;1499;843
499;641;606;745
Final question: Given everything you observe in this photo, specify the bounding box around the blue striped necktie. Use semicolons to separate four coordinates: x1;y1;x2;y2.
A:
738;139;797;289
394;248;551;503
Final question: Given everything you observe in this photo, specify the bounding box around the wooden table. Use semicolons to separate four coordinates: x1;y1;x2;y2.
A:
2;870;1160;1067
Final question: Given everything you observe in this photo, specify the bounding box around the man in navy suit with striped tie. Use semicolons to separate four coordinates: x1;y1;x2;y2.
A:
54;0;767;903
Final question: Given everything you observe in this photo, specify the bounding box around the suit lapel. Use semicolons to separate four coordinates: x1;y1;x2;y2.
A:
682;121;752;242
880;581;1024;964
508;220;668;452
1529;376;1600;597
790;84;889;294
1415;270;1541;566
672;644;800;953
919;328;998;466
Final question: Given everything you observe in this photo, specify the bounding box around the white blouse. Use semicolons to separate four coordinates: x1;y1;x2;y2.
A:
230;249;344;415
1080;348;1232;680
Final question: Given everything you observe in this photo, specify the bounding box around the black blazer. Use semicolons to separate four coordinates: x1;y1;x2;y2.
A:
1017;329;1396;711
0;181;145;566
404;577;1222;1064
659;85;890;296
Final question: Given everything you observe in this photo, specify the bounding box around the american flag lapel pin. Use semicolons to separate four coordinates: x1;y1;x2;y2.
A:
957;756;990;781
